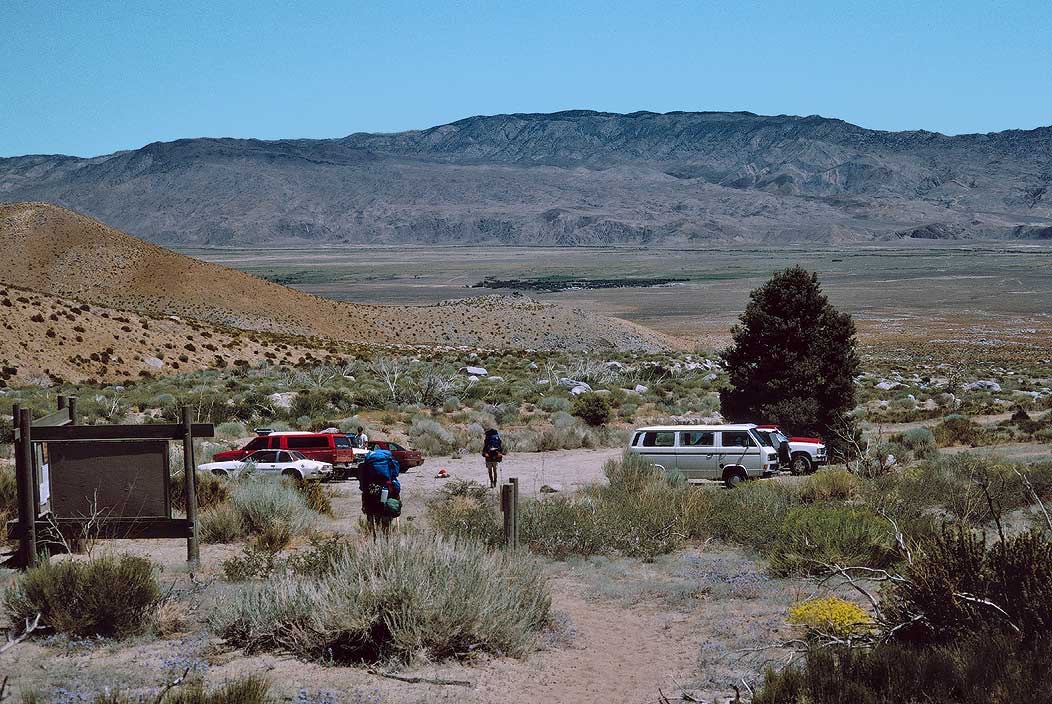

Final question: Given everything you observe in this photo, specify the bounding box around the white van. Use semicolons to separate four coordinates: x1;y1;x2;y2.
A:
628;424;781;487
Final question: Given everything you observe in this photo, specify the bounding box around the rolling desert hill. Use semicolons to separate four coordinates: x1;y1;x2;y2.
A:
2;110;1051;246
0;203;678;382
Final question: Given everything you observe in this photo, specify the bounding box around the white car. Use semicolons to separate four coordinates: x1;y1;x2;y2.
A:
197;449;333;481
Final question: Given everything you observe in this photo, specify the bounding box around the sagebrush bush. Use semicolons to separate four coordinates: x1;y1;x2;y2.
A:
427;480;503;546
285;477;334;516
895;426;937;459
767;504;895;576
0;465;16;535
211;533;551;663
5;554;160;638
200;503;245;543
800;468;860;503
230;477;319;539
408;417;458;456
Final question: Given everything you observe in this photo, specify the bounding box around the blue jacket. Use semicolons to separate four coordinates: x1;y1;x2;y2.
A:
359;448;401;492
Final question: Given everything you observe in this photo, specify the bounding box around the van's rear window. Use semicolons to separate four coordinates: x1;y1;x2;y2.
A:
334;436;351;448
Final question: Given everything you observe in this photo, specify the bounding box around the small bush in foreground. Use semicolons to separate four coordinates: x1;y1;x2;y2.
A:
211;533;551;663
230;477;319;538
91;674;271;704
5;554;160;638
200;503;245;543
753;635;1052;704
170;471;231;511
932;414;988;447
285;477;334;516
427;480;502;546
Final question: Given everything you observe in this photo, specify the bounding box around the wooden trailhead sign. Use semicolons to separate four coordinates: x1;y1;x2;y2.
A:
8;397;213;568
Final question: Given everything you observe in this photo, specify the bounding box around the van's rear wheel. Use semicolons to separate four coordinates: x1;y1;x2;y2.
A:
791;453;814;475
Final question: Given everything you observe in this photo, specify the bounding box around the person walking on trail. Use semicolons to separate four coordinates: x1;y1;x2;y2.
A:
355;426;369;449
358;445;401;535
482;428;504;488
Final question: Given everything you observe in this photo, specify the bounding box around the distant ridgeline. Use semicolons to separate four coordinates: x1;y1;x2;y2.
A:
2;110;1051;245
470;276;689;293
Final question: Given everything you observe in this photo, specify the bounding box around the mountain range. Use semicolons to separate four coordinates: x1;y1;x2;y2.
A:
2;110;1051;246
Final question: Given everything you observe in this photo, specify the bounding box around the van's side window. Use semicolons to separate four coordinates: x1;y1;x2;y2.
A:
641;431;676;447
721;431;755;448
681;431;715;447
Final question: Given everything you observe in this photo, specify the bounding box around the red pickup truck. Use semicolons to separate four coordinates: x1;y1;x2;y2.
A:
213;432;362;478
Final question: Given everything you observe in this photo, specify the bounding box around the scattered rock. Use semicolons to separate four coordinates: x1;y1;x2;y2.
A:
536;379;550;385
570;385;590;396
268;391;297;410
703;373;718;382
142;356;164;369
875;380;900;391
634;384;649;394
468;375;480;383
559;378;592;391
963;380;1001;392
539;484;561;493
487;376;505;382
462;366;488;376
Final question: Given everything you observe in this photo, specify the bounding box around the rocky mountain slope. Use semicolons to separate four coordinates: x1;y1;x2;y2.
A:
3;111;1050;246
0;203;678;382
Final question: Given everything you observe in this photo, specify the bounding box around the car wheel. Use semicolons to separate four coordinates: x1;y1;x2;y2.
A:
281;469;302;481
212;469;227;477
791;453;814;475
723;469;745;489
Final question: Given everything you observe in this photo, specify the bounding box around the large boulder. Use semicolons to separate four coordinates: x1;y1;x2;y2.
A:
963;380;1001;392
269;391;297;410
462;366;488;377
559;378;592;391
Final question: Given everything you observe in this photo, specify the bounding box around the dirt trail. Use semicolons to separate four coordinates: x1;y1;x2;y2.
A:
470;579;699;704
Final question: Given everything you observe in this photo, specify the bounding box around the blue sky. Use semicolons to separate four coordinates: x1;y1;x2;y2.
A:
2;0;1050;157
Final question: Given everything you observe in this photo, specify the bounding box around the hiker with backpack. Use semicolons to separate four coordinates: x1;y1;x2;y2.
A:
482;428;504;488
358;444;401;534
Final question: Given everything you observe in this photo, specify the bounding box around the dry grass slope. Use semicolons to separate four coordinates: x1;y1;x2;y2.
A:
0;203;681;382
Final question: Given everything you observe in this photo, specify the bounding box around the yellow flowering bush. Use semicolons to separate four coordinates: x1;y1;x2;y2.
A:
788;596;873;637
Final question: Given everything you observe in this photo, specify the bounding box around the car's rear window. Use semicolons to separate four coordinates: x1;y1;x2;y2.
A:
334;436;351;449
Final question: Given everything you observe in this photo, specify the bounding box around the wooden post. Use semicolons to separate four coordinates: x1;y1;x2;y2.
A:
509;476;520;549
56;395;67;411
67;396;77;426
15;408;37;568
501;482;513;548
181;406;200;568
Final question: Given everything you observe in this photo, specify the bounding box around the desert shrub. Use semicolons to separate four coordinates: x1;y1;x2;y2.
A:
753;635;1052;704
92;675;271;704
211;533;551;663
199;503;245;543
894;426;937;459
427;480;502;546
800;467;860;503
700;480;799;549
285;477;334;516
787;596;873;638
519;453;707;560
170;471;231;511
571;392;612;427
5;554;160;638
932;414;988;447
408;417;458;456
884;529;1052;645
767;504;895;576
539;396;571;413
214;421;247;439
230;477;319;540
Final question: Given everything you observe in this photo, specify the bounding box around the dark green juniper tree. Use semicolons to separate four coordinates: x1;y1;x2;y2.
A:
719;266;859;445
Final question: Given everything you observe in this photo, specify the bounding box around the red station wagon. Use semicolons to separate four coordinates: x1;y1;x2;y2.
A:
365;440;425;470
213;432;360;477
